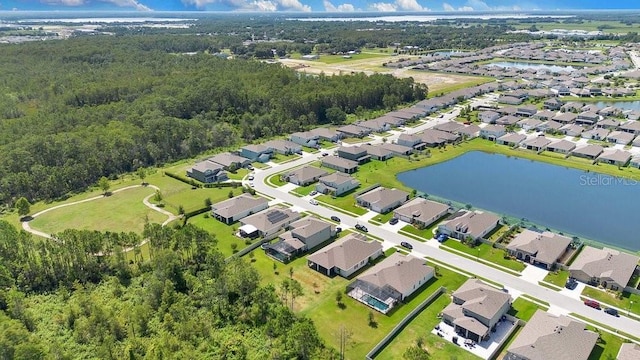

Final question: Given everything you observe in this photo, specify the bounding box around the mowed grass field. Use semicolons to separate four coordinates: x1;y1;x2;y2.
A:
30;186;166;235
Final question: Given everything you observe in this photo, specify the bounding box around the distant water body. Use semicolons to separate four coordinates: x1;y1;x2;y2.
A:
398;151;640;252
289;14;573;22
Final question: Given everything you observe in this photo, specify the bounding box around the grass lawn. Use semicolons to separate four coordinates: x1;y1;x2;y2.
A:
442;241;526;272
226;168;249;181
318;52;391;64
508;297;548;322
251;162;270;169
368;211;396;225
159;182;247;215
586;326;625;360
581;287;640;317
486;224;508;242
375;293;480;360
318;140;338;149
316;192;368;216
423;74;494;97
267;174;287;187
342;136;373;144
187;213;250;258
30;186;166;235
543;270;570;288
291;183;317;196
398;216;447;241
271;153;301;164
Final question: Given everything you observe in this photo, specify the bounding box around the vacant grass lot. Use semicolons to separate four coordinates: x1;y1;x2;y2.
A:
582;286;640;317
30;186;166;235
442;241;526;272
318;52;391;64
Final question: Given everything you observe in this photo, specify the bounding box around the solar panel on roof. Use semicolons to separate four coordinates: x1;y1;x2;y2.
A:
266;210;288;224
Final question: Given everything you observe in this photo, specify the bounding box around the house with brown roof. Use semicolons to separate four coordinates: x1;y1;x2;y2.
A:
316;172;360;196
356;187;409;214
522;136;552;152
506;230;572;270
553;112;577;124
309;127;341;142
360;144;394;161
534;110;557;122
419;129;460;147
596;117;620;130
336;124;371;138
619;120;640;135
546;139;576;154
569;246;639;290
285;166;329;186
617;343;640;360
347;253;434;314
208;152;251;170
394;198;451;229
441;279;512;342
211;194;269;225
263;139;302;155
505;310;598;360
438;210;500;242
581;128;609;141
571;144;604;160
605;131;635;145
321;156;358;174
434;121;465;134
496;115;520;126
307;233;383;278
559;123;584;137
597;149;632;166
240;207;302;240
266;217;335;263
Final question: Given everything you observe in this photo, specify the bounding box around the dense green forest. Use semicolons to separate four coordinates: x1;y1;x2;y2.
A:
0;35;427;206
0;220;335;359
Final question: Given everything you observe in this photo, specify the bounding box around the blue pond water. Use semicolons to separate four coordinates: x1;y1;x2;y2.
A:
489;61;577;72
595;101;640;111
397;151;640;251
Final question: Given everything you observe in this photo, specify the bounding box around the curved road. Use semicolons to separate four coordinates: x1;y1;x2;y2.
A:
251;122;640;338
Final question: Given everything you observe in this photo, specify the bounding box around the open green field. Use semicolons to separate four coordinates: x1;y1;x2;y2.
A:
442;241;526;273
375;293;479;360
581;286;640;318
318;52;392;64
30;186;166;235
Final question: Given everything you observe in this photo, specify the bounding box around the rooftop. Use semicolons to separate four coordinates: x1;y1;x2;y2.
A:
307;233;382;271
212;194;269;219
569;246;639;287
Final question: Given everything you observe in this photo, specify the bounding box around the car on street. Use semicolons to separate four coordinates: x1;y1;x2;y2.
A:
247;175;254;181
355;224;368;232
584;300;601;310
400;241;413;250
330;215;341;222
389;217;399;225
309;190;317;196
322;152;329;157
436;234;448;243
309;199;318;205
565;278;578;290
247;165;254;170
604;308;619;317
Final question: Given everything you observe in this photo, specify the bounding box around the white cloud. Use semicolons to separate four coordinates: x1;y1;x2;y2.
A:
442;2;454;11
278;0;311;11
182;0;309;11
371;2;397;11
323;0;355;12
459;6;473;10
101;0;152;11
41;0;85;5
466;0;489;10
443;0;522;11
396;0;425;11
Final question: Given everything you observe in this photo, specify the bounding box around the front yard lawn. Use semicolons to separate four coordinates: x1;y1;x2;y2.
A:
442;241;526;272
267;173;287;187
543;270;570;288
581;286;640;318
291;183;317;196
271;153;301;164
316;193;367;216
368;211;395;225
508;297;548;322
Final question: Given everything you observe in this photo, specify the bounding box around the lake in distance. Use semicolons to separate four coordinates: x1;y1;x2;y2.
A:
489;61;577;72
397;151;640;251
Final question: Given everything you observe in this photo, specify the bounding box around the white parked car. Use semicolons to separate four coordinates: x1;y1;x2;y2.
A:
309;199;318;205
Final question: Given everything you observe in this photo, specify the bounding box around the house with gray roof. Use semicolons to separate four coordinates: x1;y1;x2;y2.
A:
553;112;577;124
336;124;371;138
309;127;341;142
307;233;383;278
360;144;394;161
569;246;639;291
518;118;543;131
187;160;228;184
358;118;392;133
496;115;520;126
434;121;465;134
571;144;604;160
497;106;518;116
576;111;600;126
480;124;506;140
534;110;557;122
347;253;434;314
394;198;450;228
289;131;319;148
337;146;371;164
516;105;538;117
321;156;358;174
211;194;269;225
581;128;609;141
617;343;640;360
316;172;360;196
397;133;426;150
479;110;501;124
605;131;635;145
546;139;576;154
240;144;273;163
596;117;620;130
597;149;632;166
544;98;563;110
523;136;552;152
507;230;571;270
208;152;251;170
498;95;523;105
505;310;598;360
263;139;302;155
559;123;584;137
356;187;409;214
438;210;500;242
459;124;481;138
285;166;328;186
619;120;640;135
241;207;302;240
420;129;459;147
266;217;335;263
441;279;512;342
497;133;526;147
381;142;413;156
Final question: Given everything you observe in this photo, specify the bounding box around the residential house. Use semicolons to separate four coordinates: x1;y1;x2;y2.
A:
337;146;371;164
544;98;563;110
263;139;302;155
546;140;576;154
240;207;302;240
497;133;526;147
598;106;622;117
309;127;341;142
515;105;538;117
356;187;409;214
381;143;414;156
480;124;506;140
506;230;571;270
581;128;609;141
605;131;635;145
552;112;577;124
397;133;426;150
438;210;500;242
575;111;600;126
571;144;604;160
360;144;394;161
316;172;360;196
617;343;640;360
522;136;551;152
321;156;359;174
561;102;582;113
346;253;434;314
285;166;328;186
434;121;465;134
266;217;334;263
307;233;383;278
498;95;523;105
208;152;251;170
240;144;273;163
441;279;512;342
419;129;459;147
505;310;598;360
631;155;640;168
497;106;518;116
518;118;543;131
211;194;269;225
619;120;640;135
533;110;557;122
569;246;639;291
358;118;391;133
479;110;501;124
496;115;520;126
393;198;450;228
559;123;584;137
597;149;632;166
289;131;320;148
187;160;228;183
336;124;371;138
459;124;481;139
543;120;564;133
596;118;620;130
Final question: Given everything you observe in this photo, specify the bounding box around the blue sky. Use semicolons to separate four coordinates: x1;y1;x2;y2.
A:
0;0;638;12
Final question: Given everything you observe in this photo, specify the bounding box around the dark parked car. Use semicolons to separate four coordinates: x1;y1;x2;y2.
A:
604;308;619;317
400;241;413;250
355;224;368;232
436;234;449;243
389;217;399;225
584;300;601;310
565;278;578;290
330;215;341;222
335;227;342;233
322;152;329;157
